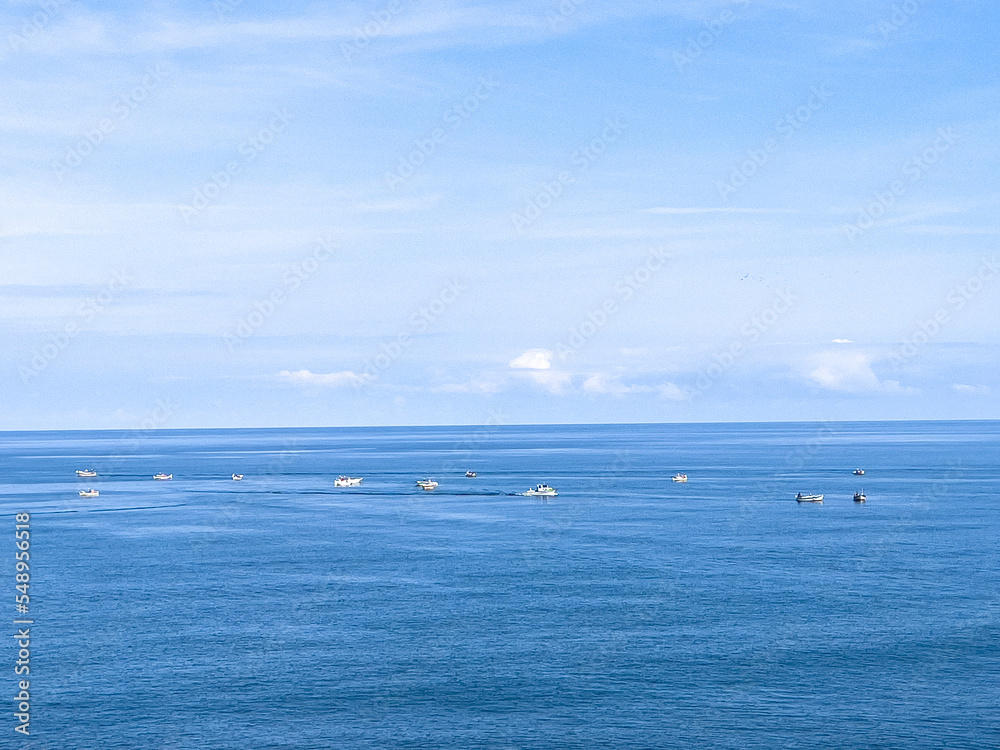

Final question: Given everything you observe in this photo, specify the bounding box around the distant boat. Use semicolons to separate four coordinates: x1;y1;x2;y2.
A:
153;473;172;481
232;474;244;481
854;490;867;503
75;469;97;477
416;479;438;491
796;493;824;503
853;469;865;476
78;489;99;498
672;473;688;483
465;471;477;478
526;484;557;497
334;476;363;487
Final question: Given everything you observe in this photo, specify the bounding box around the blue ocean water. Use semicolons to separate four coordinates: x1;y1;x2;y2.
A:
1;421;998;749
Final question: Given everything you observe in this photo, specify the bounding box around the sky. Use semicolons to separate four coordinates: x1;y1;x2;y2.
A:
1;0;998;430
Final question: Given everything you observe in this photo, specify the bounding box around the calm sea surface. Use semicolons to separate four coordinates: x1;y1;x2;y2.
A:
1;421;998;749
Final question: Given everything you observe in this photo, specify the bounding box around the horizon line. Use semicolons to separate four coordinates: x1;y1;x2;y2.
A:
2;417;997;434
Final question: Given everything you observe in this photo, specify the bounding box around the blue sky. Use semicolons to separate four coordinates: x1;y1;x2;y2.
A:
2;0;998;429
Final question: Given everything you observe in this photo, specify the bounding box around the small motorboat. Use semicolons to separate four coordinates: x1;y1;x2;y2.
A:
672;473;688;483
796;493;824;503
334;476;363;487
854;490;867;503
79;489;99;498
416;479;438;491
526;484;557;497
465;471;477;478
153;473;173;481
76;469;97;477
232;474;244;481
853;469;865;476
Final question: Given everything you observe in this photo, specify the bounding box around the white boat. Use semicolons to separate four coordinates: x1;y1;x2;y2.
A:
153;473;172;481
853;468;865;476
334;476;363;487
854;490;867;503
79;489;99;498
465;471;477;478
76;469;97;477
416;479;438;490
232;474;244;481
672;473;688;483
796;493;824;503
525;484;557;497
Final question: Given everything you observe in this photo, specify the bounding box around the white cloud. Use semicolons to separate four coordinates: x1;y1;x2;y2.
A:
952;384;991;396
832;338;854;344
514;369;572;395
808;352;881;392
645;207;796;215
807;352;915;394
657;382;689;401
278;369;370;387
509;348;553;370
433;380;504;395
581;373;656;396
352;195;440;213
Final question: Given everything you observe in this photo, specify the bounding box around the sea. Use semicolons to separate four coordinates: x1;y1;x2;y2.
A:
1;420;998;749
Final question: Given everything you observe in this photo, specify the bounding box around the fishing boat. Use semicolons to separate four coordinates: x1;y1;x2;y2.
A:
232;474;244;481
526;484;557;497
334;476;363;487
853;469;865;476
465;471;477;478
75;469;97;477
854;490;867;503
795;493;824;503
78;489;99;498
153;473;173;481
416;479;438;490
672;473;688;483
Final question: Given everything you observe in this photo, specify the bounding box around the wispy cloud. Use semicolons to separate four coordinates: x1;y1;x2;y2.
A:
278;369;371;387
952;383;991;396
517;369;572;394
806;351;915;394
582;373;653;395
644;207;797;215
8;2;713;57
432;379;504;394
351;195;441;213
509;348;553;370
